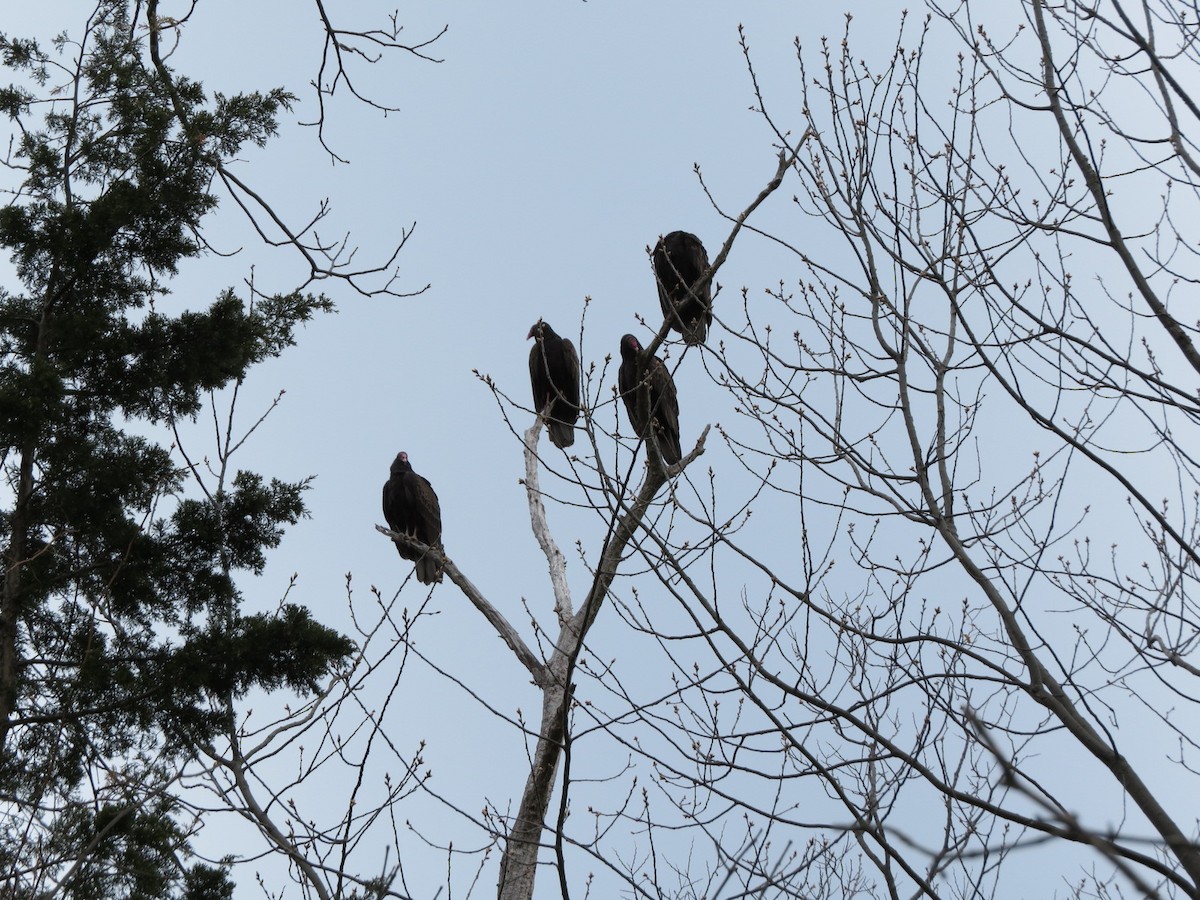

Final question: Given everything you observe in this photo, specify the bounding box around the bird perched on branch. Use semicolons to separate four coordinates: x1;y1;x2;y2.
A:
382;451;443;584
527;319;581;448
653;230;711;345
619;333;682;466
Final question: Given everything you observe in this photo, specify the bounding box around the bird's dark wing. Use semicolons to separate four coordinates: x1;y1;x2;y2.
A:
649;357;682;464
383;476;417;560
529;341;549;412
383;478;404;532
654;237;680;319
561;337;581;411
411;475;443;547
382;480;396;529
649;357;680;433
655;232;712;344
619;354;645;435
686;234;713;316
685;233;710;285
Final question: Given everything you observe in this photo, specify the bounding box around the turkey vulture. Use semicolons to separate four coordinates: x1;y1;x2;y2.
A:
653;231;711;345
382;451;443;584
618;333;682;466
528;319;581;448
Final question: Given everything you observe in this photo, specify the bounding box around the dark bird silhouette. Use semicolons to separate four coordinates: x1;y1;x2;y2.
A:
382;452;443;584
528;319;581;448
619;334;682;466
653;231;711;345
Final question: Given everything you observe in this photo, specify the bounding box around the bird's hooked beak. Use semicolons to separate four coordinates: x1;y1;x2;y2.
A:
527;321;542;341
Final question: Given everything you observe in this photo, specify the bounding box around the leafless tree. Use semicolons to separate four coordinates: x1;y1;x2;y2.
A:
173;2;1200;898
12;1;1198;898
0;2;441;897
504;2;1200;897
369;2;1200;898
144;0;435;299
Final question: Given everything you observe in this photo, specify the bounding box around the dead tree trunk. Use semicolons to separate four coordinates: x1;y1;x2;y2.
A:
495;422;705;900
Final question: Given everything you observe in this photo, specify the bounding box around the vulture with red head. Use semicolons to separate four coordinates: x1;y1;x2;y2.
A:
382;451;443;584
653;231;711;345
528;319;581;448
619;333;682;466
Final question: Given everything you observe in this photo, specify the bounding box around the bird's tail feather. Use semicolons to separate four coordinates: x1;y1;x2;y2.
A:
683;321;707;346
548;420;575;448
661;436;682;466
416;554;443;585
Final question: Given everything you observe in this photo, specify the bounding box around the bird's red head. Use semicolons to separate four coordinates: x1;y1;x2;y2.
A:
390;451;411;476
527;320;545;341
621;334;642;355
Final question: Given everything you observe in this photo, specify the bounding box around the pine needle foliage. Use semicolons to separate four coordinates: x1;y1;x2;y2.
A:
0;4;351;896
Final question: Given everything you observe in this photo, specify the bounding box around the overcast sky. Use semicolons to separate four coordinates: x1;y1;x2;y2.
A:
6;3;1004;896
149;2;893;715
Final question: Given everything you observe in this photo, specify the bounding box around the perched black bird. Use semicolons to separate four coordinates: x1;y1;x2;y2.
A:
618;334;682;466
382;452;443;584
653;231;711;345
528;319;581;448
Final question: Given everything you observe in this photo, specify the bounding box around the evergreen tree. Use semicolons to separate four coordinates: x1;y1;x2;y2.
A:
0;4;352;895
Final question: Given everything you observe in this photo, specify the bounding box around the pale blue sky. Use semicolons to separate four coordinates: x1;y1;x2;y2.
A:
0;5;888;893
9;4;1170;897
